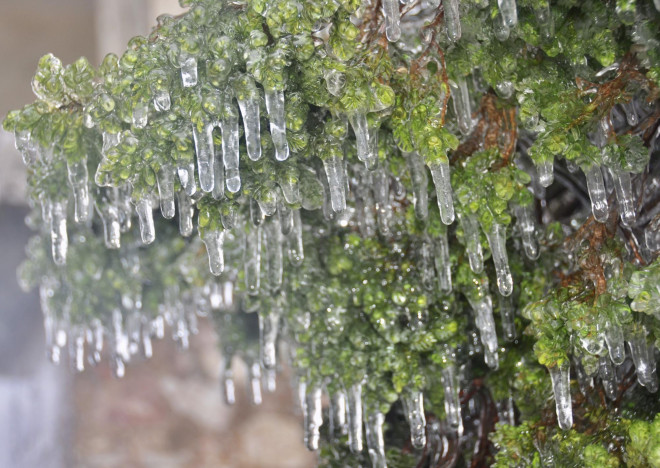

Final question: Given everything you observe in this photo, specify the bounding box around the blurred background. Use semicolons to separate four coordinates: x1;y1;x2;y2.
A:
0;1;314;467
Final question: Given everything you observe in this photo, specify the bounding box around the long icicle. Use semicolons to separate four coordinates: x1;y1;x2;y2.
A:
548;361;573;430
403;390;426;449
66;158;91;223
192;121;215;193
444;0;462;42
244;225;261;295
200;229;226;276
442;365;464;436
450;78;474;136
322;149;347;213
584;166;609;222
427;157;455;225
236;77;262;161
265;89;290;161
221;99;241;192
349;113;378;169
515;204;539;260
609;168;636;226
405;152;429;220
348;383;363;453
383;0;401;42
156;163;176;219
365;410;387;468
460;213;484;273
305;386;323;451
50;199;68;266
485;222;513;297
288;209;305;266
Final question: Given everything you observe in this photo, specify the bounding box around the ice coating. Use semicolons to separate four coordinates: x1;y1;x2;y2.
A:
515;204;539;260
153;89;171;112
135;198;155;245
50;199;68;266
403;390;426;449
304;386;323;450
434;230;452;293
497;0;518;27
66;158;91;223
349;113;378;169
192;122;215;193
405;152;429;220
156;163;176;219
177;191;194;237
365;411;386;468
221;99;241;193
244;225;261;295
609;168;636;226
287;209;304;266
348;383;363;453
536;159;554;187
427;157;455;225
450;78;474;136
236;82;262;161
179;54;198;87
323;153;347;213
442;365;464;436
132;100;149;128
460;213;484;273
584;166;609;223
548;361;573;430
324;69;346;96
201;229;226;276
485;223;513;297
383;0;401;42
265;89;290;161
444;0;462;42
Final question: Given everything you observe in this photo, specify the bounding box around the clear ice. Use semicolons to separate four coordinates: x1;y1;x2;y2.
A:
156;163;176;219
434;230;452;293
405;152;429;220
484;223;513;297
221;100;241;192
584;166;609;222
536;159;554;187
466;277;499;369
365;411;387;468
515;204;539;260
220;355;236;405
427;157;455;225
444;0;462;42
193;122;215;193
287;209;305;266
627;327;659;392
403;390;426;449
180;54;198;87
348;383;363;453
50;200;68;266
450;78;474;136
442;365;464;436
177;191;194;237
177;161;197;196
304;386;323;451
460;213;484;273
244;225;261;295
548;361;573;430
497;0;518;27
236;82;262;161
609;168;636;226
265;89;290;161
349;113;378;169
323;153;347;213
383;0;401;42
201;229;226;276
265;217;284;292
66;159;91;223
259;307;280;369
135;198;155;245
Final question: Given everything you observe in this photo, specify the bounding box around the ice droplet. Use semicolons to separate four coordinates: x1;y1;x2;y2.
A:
460;213;484;273
177;191;194;237
365;411;387;468
442;365;464;436
497;0;518;27
403;389;426;449
450;78;474;136
221;99;241;193
135;198;155;244
609;168;636;226
304;386;323;451
50;200;68;266
348;383;364;453
324;70;346;96
548;361;573;430
192;122;215;193
244;225;261;295
383;0;401;42
265;89;290;161
153;89;171;112
67;159;91;223
201;229;226;276
584;166;609;222
485;223;513;297
405;152;429;220
536;159;554;187
287;209;304;266
323;152;347;213
156;163;176;219
444;0;462;42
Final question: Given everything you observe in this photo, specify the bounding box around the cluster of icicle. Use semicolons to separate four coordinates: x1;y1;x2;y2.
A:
36;269;232;377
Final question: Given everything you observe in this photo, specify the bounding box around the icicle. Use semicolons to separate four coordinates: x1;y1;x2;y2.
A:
646;215;660;252
602;318;625;366
153;89;171;112
332;391;349;436
220;355;235;405
236;82;262;161
498;291;516;341
221;100;241;192
192;122;215;192
96;197;121;249
383;0;401;42
598;356;617;400
265;89;290;161
259;309;280;369
116;185;133;233
497;0;518;27
249;361;263;405
50;200;68;266
434;230;452;293
132;100;149;128
620;101;638;127
177;191;194;237
420;238;436;291
180;55;198;87
156;163;176;219
515;204;539;260
348;383;364;453
470;290;499;368
288;209;304;266
460;213;484;272
574;357;594;396
323;153;347;213
584;166;609;222
444;0;461;42
177;161;196;196
349;113;378;169
280;169;301;205
365;411;387;468
265;217;284;292
257;186;278;217
493;13;510;41
250;197;265;226
403;390;426;449
135;198;155;244
609;168;636;226
279;203;294;235
450;78;474;136
373;167;392;235
485;223;513;297
442;365;464;436
428;158;455;225
548;361;573;430
627;327;659;392
305;386;323;451
14;130;38;166
212;143;225;200
245;226;261;295
201;229;226;276
536;159;554;187
66;158;91;223
406;152;429;220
